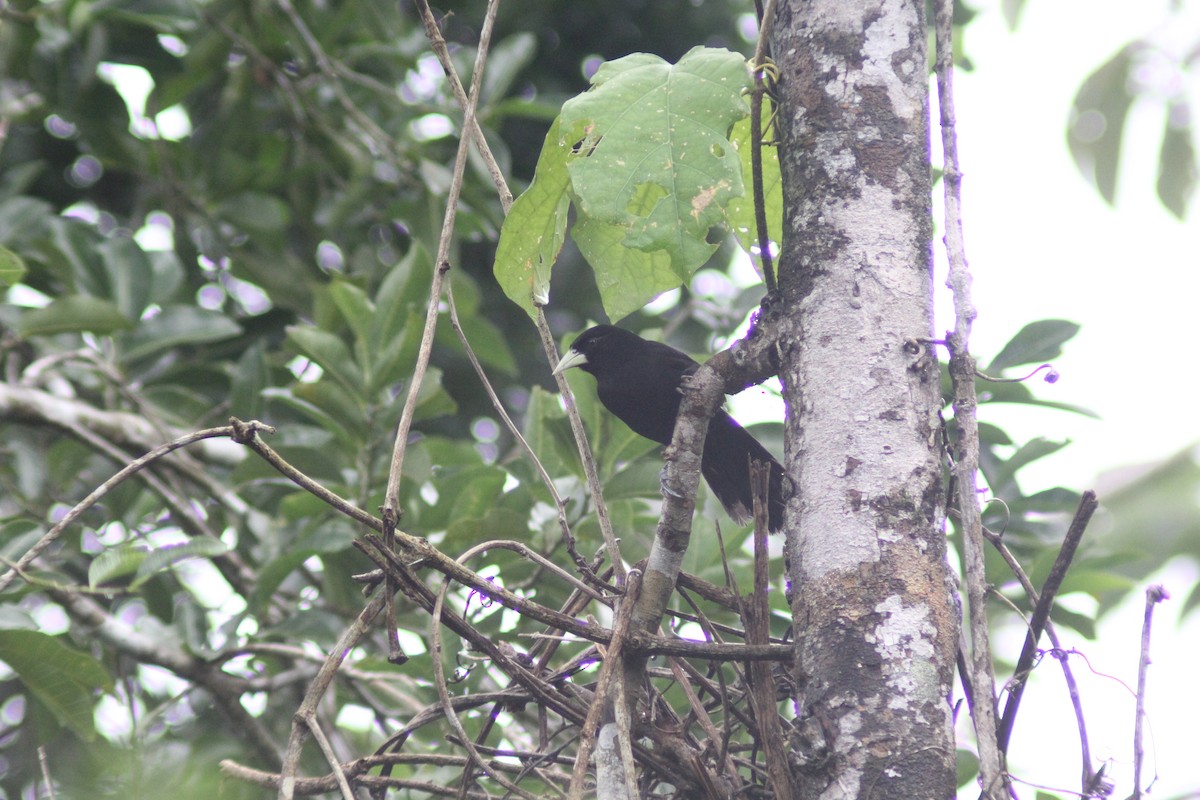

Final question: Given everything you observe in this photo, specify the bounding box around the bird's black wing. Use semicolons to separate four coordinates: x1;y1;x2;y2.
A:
557;324;785;531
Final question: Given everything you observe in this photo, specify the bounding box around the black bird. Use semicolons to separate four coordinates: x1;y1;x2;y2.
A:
553;325;785;532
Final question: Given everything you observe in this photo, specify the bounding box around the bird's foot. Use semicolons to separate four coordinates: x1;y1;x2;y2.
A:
658;465;685;499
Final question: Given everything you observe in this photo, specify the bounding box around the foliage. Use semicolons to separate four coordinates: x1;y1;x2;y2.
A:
0;1;779;796
0;0;1196;798
1064;12;1199;218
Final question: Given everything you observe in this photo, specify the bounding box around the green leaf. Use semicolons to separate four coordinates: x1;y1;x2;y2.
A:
421;465;506;531
19;295;134;336
494;116;571;319
412;366;457;421
522;385;570;477
443;313;518;376
1047;604;1096;640
89;545;148;586
132;539;231;589
1057;569;1136;602
1156;100;1196;219
96;237;154;320
984;437;1069;497
293;379;369;439
561;46;749;269
230;342;270;420
250;523;357;614
987;319;1080;372
368;312;423;396
91;0;198;33
216;192;291;233
976;379;1099;418
121;305;242;362
481;32;537;106
1068;43;1143;204
285;325;366;403
955;749;979;788
573;215;681;322
0;244;28;286
328;277;374;347
371;244;430;350
442;507;529;555
727;98;782;277
1000;0;1027;29
0;629;113;739
262;387;361;450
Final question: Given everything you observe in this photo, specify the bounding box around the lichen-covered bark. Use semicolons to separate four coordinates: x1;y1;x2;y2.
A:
771;1;958;797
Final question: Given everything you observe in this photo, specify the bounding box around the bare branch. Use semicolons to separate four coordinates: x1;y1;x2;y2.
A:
381;0;501;522
996;491;1099;751
934;0;1006;794
0;423;254;593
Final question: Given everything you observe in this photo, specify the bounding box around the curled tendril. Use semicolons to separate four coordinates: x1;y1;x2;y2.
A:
975;363;1059;384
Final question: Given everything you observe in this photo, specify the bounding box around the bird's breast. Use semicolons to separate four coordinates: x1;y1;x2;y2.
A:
596;378;680;445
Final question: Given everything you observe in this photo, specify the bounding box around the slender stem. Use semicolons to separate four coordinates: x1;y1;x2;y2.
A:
984;525;1096;793
1132;585;1169;800
534;310;625;583
750;0;778;291
996;492;1098;750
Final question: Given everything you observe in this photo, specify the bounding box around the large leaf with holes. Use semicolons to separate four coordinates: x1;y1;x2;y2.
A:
562;48;750;303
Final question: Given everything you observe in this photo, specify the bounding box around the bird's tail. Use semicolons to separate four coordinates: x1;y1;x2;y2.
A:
701;411;785;532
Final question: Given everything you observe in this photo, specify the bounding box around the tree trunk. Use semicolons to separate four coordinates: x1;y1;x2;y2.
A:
772;1;959;797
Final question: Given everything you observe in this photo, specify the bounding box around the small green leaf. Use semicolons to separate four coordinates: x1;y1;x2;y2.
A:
19;295;134;336
251;542;341;614
217;192;291;232
0;630;112;739
371;244;430;351
328;278;374;346
1068;43;1143;204
89;545;149;586
121;305;242;362
988;319;1080;372
293;379;369;439
443;314;518;376
96;236;154;320
1057;569;1135;601
368;313;423;395
131;539;230;589
0;245;28;286
230;342;269;420
985;437;1069;495
262;387;360;450
285;325;366;402
91;0;198;33
977;379;1098;418
1047;605;1096;639
955;749;979;788
481;32;537;106
1156;100;1196;219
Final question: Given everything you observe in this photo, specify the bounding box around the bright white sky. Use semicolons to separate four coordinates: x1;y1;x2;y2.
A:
937;1;1199;797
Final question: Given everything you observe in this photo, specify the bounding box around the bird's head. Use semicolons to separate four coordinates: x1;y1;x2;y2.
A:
552;325;635;377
